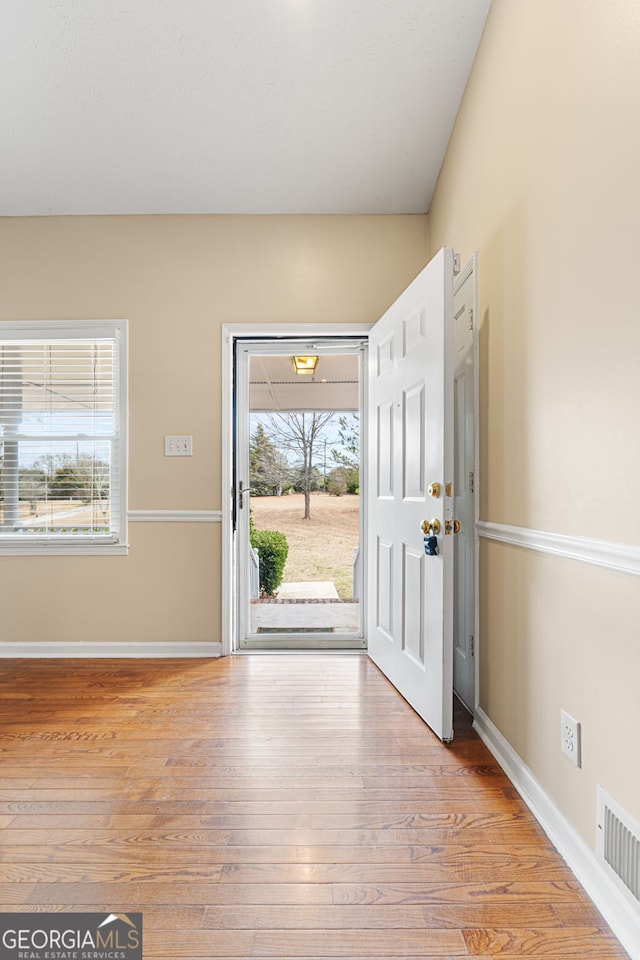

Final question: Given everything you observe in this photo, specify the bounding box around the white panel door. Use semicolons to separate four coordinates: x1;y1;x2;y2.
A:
367;247;455;742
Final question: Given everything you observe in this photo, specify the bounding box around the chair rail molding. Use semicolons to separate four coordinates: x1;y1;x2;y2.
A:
128;510;222;523
477;520;640;578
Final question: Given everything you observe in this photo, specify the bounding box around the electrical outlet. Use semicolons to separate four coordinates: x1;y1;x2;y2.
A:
561;710;581;767
164;435;193;457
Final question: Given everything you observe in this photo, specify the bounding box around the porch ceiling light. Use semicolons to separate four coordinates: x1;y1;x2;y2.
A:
291;355;318;375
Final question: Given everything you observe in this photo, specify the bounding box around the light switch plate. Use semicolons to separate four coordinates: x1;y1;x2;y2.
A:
165;435;193;457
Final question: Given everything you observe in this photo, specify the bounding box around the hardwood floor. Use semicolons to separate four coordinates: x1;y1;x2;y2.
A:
0;655;627;958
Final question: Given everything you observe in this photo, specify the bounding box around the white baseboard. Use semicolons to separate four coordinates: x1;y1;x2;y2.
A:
0;642;222;658
474;707;639;960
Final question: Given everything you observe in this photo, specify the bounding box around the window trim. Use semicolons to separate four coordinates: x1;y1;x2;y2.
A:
0;319;128;556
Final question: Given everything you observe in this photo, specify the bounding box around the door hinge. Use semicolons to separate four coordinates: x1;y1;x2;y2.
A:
468;308;474;331
453;252;461;275
469;635;475;657
469;471;475;493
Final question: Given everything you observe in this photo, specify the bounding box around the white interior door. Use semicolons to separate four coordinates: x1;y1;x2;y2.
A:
367;247;455;742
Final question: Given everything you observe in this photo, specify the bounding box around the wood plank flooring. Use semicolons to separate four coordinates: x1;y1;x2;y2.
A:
0;655;628;959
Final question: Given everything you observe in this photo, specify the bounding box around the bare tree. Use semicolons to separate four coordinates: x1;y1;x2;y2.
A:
19;468;46;516
266;412;333;519
250;423;291;496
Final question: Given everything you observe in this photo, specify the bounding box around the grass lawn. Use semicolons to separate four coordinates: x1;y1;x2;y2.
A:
250;492;359;598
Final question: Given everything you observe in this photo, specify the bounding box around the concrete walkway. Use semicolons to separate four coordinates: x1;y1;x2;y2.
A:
250;587;360;634
276;581;339;599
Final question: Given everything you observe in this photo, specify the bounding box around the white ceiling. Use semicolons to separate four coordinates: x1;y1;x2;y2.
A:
0;1;491;217
250;354;359;412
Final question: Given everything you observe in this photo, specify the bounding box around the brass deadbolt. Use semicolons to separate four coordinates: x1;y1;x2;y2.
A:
428;482;441;499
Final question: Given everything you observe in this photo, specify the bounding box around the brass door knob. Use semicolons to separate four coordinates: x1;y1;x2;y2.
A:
420;519;441;536
428;482;441;499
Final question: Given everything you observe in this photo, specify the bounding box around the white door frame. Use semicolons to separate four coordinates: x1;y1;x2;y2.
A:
453;253;480;713
469;255;481;714
221;323;372;657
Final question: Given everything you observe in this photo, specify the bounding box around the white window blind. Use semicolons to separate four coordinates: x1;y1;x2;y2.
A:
0;321;127;553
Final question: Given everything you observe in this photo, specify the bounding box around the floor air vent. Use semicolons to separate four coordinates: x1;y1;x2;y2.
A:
597;786;640;905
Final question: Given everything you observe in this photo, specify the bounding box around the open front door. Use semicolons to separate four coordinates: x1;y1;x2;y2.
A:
367;247;455;741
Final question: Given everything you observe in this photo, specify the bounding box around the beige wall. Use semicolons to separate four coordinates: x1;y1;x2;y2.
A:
430;0;640;846
0;214;429;646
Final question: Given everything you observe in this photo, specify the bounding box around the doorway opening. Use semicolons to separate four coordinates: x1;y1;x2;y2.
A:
234;338;367;651
222;250;478;739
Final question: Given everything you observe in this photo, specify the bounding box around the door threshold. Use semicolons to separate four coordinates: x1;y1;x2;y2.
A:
238;640;367;651
233;648;368;656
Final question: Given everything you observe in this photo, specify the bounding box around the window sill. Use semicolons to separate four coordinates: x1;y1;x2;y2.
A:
0;542;129;557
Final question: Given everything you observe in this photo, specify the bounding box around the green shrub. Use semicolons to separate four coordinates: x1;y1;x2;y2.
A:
250;528;289;596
